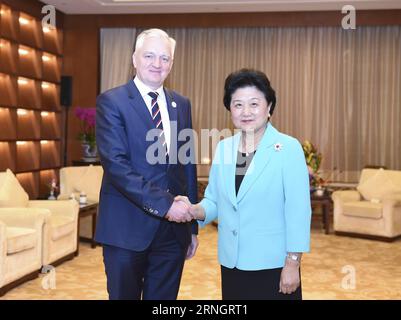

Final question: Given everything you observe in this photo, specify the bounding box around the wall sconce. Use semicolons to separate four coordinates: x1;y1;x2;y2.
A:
41;111;49;117
40;140;49;145
18;78;29;85
18;48;30;55
43;27;52;33
19;17;30;25
41;82;50;89
16;141;27;145
42;55;51;62
17;109;28;116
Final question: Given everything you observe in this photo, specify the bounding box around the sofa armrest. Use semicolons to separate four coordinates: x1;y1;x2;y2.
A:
0;208;50;229
331;190;361;203
27;199;79;222
382;197;401;207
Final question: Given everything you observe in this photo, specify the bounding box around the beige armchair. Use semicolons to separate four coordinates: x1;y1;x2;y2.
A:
0;208;49;296
0;169;79;266
28;200;79;265
58;165;103;238
58;165;103;202
332;168;401;241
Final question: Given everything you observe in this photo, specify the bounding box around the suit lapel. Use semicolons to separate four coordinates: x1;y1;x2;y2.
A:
236;124;280;203
164;88;178;169
164;88;178;125
126;80;154;131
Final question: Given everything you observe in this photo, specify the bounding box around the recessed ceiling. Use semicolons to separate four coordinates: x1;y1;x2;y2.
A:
39;0;401;14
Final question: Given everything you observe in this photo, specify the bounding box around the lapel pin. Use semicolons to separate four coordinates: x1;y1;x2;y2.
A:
274;143;283;152
172;101;177;108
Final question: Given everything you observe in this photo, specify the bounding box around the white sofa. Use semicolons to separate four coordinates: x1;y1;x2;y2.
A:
332;168;401;240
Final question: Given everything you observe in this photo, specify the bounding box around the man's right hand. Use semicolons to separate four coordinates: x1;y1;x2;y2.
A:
174;196;206;221
165;199;193;223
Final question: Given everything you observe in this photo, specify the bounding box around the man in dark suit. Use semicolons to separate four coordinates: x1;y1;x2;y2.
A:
95;29;198;300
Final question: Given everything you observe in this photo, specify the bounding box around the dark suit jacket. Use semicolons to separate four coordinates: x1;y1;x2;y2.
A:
95;80;198;251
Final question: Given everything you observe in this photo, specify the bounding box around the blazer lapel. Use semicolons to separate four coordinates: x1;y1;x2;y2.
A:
126;80;154;131
236;124;280;203
223;132;241;208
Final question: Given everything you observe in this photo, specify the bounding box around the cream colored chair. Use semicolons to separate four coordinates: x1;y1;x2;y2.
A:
58;165;103;202
332;168;401;241
0;169;79;266
0;208;49;296
58;165;103;238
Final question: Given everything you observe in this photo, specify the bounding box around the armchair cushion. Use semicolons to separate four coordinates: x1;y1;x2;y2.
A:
0;169;29;207
343;201;383;219
357;168;401;201
50;215;75;241
72;165;102;201
6;227;37;254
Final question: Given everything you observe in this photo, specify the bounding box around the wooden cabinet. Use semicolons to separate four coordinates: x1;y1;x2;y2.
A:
0;3;63;198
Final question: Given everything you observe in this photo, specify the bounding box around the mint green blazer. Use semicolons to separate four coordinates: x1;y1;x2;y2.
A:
199;124;311;270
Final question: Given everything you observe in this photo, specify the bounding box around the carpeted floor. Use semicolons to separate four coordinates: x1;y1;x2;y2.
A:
2;218;401;300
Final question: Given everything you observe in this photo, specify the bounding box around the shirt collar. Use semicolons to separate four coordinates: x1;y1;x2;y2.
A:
133;76;164;100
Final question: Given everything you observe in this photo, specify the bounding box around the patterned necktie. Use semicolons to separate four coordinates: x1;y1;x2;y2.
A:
148;91;168;157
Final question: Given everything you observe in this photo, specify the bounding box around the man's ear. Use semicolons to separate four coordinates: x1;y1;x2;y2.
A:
132;52;137;68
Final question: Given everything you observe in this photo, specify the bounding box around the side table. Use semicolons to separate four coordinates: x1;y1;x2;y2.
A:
311;193;333;234
76;201;98;256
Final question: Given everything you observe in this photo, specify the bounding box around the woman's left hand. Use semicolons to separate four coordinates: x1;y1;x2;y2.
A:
279;260;300;294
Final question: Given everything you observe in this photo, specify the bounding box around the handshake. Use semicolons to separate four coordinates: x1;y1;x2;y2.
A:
165;196;205;223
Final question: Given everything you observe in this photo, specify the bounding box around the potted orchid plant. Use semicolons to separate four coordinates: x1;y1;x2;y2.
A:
74;107;97;160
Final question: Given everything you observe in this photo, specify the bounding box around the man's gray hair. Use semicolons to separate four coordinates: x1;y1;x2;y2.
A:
134;28;176;57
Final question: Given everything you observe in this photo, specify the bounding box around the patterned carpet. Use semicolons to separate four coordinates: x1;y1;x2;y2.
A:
2;217;401;300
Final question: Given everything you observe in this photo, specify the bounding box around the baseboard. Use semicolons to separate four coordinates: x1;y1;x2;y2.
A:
334;231;401;242
0;270;39;297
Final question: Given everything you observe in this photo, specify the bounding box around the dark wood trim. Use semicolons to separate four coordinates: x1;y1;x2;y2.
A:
0;270;38;297
48;252;75;267
64;10;401;29
335;231;401;242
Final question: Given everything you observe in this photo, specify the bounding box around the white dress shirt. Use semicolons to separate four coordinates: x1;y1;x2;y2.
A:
133;77;171;153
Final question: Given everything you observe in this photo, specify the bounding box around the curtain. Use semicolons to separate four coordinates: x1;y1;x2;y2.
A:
100;26;401;182
100;28;137;93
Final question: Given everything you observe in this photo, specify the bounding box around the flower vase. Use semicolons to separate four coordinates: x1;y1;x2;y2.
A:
81;142;98;162
315;186;325;197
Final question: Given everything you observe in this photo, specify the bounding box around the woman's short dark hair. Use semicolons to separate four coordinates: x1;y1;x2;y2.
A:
223;68;276;114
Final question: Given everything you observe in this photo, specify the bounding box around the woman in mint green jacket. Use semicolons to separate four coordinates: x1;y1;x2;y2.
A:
177;69;311;300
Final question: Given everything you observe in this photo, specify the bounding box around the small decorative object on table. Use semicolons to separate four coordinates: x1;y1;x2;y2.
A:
79;191;87;205
74;107;98;162
315;185;325;197
48;178;58;200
